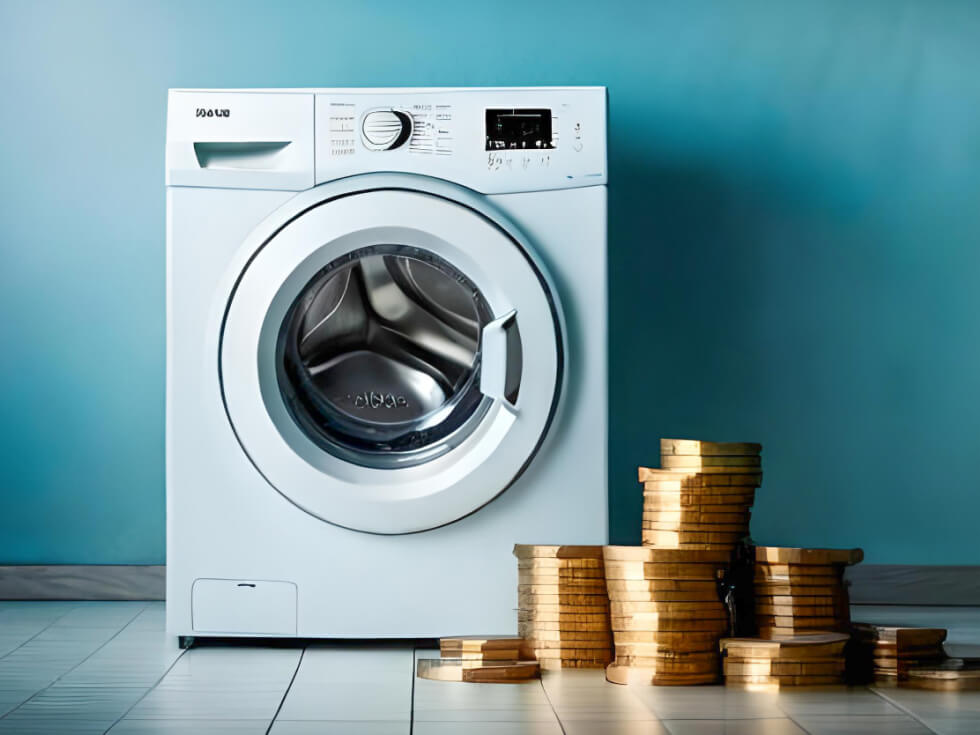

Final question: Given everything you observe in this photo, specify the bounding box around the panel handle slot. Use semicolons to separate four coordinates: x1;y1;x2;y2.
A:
193;141;291;170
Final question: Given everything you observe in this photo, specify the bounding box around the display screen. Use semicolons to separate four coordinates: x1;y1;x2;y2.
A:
485;109;554;151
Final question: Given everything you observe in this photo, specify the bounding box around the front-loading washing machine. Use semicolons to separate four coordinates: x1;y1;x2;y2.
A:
166;87;607;641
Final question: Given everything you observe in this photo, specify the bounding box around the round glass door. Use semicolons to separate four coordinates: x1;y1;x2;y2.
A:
220;182;562;533
277;245;494;468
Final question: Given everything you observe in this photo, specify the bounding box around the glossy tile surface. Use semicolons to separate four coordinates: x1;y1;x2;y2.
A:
0;602;978;732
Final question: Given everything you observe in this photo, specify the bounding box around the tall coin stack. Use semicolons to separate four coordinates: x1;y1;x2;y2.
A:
513;545;613;670
603;546;730;685
850;624;947;684
641;439;762;550
754;547;863;638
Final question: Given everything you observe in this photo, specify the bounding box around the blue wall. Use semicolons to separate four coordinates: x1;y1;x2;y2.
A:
1;0;978;565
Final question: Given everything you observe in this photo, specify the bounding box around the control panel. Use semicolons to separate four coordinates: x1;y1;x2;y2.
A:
317;88;606;194
166;88;606;194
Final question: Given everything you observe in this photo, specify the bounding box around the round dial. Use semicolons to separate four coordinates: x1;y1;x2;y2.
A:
361;109;413;151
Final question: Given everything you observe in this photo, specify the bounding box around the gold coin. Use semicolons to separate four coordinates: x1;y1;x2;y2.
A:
719;633;850;659
513;545;604;559
611;616;729;634
609;600;727;618
638;469;762;486
756;604;839;617
603;547;732;563
661;455;761;469
660;439;762;457
643;510;750;525
642;521;749;533
518;566;606;578
517;583;608;595
755;547;863;566
518;593;610;606
520;629;611;642
517;621;610;632
516;604;610;614
416;658;540;683
526;641;614;653
537;658;609;670
605;663;719;686
755;585;843;597
517;558;605;570
724;659;844;676
517;611;610;623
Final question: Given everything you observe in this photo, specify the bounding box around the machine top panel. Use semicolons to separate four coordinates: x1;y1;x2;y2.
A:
166;87;607;194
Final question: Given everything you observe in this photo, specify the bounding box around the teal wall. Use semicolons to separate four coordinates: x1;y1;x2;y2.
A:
1;0;978;565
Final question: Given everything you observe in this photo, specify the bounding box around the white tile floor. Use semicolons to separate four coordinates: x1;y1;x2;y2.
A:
0;602;978;734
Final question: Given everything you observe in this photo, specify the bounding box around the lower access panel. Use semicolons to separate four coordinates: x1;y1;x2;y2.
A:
192;578;297;635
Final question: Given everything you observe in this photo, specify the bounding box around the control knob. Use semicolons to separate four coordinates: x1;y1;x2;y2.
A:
361;109;413;151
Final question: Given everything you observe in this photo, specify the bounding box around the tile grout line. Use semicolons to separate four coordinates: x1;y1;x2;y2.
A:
537;673;567;735
265;644;306;735
867;685;941;735
0;601;83;664
0;602;148;722
101;628;190;733
410;644;418;735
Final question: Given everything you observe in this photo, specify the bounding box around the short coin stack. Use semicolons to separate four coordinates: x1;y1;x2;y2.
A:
850;624;947;684
417;637;540;684
440;637;525;661
641;439;762;550
514;545;613;670
602;546;730;685
720;633;850;689
754;547;863;638
905;659;980;691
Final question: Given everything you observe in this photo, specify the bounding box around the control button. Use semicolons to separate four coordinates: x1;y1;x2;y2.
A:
361;109;413;151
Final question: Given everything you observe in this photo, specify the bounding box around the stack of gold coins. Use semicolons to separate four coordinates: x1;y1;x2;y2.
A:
905;660;980;691
851;624;947;684
720;633;850;689
602;546;729;685
440;637;525;661
754;547;863;638
640;439;762;550
513;545;613;670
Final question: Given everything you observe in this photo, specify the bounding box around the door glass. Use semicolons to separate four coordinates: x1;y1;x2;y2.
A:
277;245;494;468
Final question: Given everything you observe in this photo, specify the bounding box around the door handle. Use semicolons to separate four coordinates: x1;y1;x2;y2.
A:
479;310;523;408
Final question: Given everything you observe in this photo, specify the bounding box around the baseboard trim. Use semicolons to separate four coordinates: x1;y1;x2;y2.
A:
0;563;974;605
0;565;165;601
846;564;980;606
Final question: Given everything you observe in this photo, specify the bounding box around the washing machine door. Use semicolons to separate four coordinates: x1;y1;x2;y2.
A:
220;179;563;534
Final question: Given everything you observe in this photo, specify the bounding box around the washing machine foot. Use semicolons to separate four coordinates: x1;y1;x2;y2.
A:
178;636;196;650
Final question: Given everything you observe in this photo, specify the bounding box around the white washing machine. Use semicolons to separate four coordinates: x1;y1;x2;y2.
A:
165;87;607;642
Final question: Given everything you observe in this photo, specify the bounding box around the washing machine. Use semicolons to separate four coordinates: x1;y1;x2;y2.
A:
165;87;607;641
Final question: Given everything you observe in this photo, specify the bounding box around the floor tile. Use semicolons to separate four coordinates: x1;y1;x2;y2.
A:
278;682;410;721
0;689;36;717
4;686;147;721
775;687;902;716
126;689;286;720
792;714;933;734
632;687;784;720
413;705;558;722
562;723;669;735
0;720;111;734
270;723;411;734
916;717;980;735
108;720;269;734
662;718;807;735
413;723;563;735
